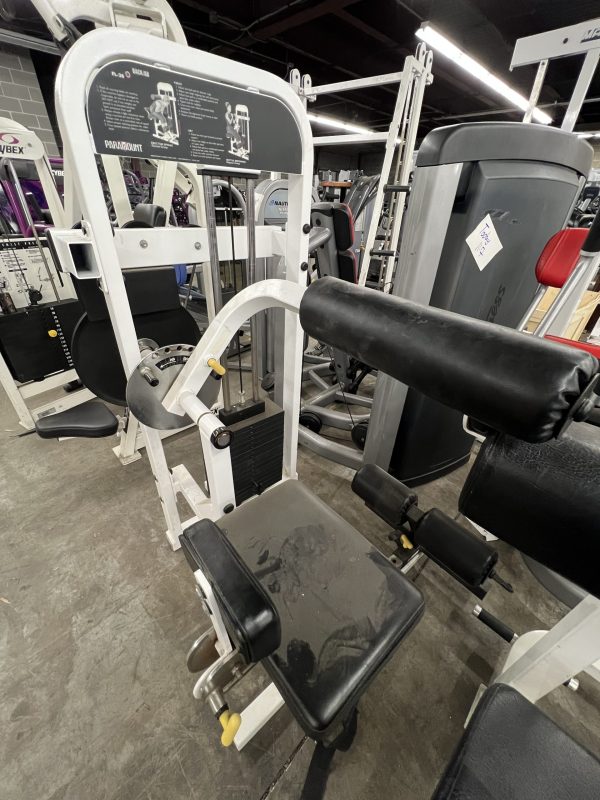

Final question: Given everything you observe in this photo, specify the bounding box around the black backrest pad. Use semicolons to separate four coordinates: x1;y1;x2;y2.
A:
299;277;598;443
76;267;181;322
432;683;600;800
332;204;354;251
459;422;600;599
180;519;281;664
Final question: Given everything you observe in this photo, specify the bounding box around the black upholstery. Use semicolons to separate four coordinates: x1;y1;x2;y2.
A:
180;519;281;664
459;421;600;599
299;277;598;443
432;684;600;800
332;204;354;251
352;463;497;593
215;480;424;739
311;203;357;284
132;203;167;227
35;401;118;439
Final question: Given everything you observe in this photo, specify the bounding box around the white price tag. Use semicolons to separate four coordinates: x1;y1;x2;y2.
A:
466;214;503;271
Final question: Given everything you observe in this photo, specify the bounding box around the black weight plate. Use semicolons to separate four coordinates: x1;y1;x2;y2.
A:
0;299;83;382
71;306;200;405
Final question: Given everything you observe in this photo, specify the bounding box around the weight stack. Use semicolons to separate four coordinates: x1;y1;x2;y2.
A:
228;397;284;504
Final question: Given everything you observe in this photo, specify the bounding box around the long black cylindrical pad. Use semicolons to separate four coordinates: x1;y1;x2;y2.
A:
352;464;497;591
459;423;600;599
300;277;598;442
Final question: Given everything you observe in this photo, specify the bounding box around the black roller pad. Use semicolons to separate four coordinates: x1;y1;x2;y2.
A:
299;277;598;443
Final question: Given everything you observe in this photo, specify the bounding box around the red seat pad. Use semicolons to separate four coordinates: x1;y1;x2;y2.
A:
535;228;588;288
545;334;600;361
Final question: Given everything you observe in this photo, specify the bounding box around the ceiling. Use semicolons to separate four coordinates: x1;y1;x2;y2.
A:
166;0;600;141
3;0;600;147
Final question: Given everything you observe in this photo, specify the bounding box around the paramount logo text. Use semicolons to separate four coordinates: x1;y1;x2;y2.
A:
104;140;143;152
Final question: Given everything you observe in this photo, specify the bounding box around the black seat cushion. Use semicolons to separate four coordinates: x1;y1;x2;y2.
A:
218;480;424;739
35;401;118;439
432;683;600;800
459;422;600;599
180;519;281;664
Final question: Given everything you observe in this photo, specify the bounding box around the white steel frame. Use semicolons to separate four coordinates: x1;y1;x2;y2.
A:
53;27;313;548
493;594;600;704
510;20;600;337
29;0;215;464
289;45;433;291
511;17;600;133
0;118;96;429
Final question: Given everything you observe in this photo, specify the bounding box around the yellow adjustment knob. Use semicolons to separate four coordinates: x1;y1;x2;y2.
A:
207;357;226;377
400;533;414;550
47;329;58;338
218;710;242;747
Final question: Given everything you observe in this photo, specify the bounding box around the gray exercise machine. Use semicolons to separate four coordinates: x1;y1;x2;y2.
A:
364;121;593;485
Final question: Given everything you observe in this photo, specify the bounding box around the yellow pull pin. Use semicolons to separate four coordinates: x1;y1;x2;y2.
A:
47;329;58;338
400;533;414;550
218;709;242;747
207;357;226;377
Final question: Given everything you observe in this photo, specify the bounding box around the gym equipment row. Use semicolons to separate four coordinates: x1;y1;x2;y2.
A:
0;118;94;429
7;1;599;793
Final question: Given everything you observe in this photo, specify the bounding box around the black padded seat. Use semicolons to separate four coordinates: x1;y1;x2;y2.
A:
35;401;118;439
217;480;424;739
432;684;600;800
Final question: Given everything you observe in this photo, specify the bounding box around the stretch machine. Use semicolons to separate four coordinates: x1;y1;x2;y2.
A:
144;277;599;793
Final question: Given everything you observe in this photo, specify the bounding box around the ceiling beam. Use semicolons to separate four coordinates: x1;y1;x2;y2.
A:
212;0;362;57
251;0;362;40
334;9;410;50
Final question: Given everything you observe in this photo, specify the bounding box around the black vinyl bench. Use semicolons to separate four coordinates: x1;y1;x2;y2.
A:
433;683;600;800
180;479;424;794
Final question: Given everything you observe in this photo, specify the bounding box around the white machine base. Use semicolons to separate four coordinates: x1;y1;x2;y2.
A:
234;682;285;751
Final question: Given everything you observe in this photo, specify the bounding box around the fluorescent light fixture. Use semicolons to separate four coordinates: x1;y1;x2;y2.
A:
307;112;377;136
416;23;553;125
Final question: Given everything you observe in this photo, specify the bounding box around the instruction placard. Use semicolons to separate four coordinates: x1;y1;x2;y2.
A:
0;238;73;309
466;214;503;271
86;60;303;173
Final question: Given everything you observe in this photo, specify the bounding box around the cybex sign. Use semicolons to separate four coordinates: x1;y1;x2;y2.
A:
0;132;24;155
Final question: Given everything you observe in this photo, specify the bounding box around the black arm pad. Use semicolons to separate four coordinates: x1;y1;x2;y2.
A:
180;520;281;664
459;423;600;599
299;277;598;442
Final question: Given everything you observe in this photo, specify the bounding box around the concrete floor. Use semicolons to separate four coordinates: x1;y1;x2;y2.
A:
1;390;600;800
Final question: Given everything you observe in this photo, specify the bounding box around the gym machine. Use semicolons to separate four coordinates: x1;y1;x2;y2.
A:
291;45;432;293
362;122;593;484
475;216;600;657
26;0;230;465
158;274;596;791
37;26;312;545
0;118;95;429
508;15;600;337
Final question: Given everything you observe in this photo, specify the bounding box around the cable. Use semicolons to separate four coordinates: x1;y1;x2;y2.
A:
227;176;244;396
324;344;356;427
